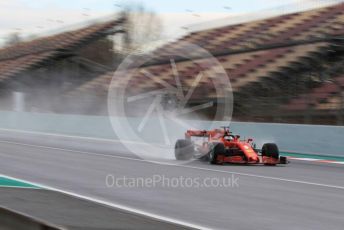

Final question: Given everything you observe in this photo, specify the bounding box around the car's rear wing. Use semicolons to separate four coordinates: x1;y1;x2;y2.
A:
185;130;210;138
185;128;230;140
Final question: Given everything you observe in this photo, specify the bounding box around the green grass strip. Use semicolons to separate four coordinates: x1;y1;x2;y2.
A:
0;176;40;189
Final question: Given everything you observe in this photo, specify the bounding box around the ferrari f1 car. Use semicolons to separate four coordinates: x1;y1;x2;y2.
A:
175;126;288;165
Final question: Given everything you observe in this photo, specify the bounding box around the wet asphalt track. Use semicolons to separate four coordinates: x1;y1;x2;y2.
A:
0;130;343;230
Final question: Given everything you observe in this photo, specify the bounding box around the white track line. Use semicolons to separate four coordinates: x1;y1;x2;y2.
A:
0;139;166;164
288;157;319;161
0;128;148;146
1;139;344;190
0;173;211;230
0;185;40;190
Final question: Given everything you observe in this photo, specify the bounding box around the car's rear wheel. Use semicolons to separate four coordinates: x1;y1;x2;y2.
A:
175;139;194;160
209;143;225;164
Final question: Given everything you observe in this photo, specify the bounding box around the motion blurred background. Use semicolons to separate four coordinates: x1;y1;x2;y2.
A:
1;0;344;125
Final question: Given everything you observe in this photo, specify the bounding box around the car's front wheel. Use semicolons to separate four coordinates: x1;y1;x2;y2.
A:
261;143;279;159
261;143;279;165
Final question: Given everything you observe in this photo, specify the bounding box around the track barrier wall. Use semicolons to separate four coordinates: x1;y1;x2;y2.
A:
0;111;343;157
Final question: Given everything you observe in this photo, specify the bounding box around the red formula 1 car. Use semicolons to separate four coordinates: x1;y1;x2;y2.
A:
175;126;288;165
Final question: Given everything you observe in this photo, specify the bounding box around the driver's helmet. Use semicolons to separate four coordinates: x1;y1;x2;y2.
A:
224;134;234;141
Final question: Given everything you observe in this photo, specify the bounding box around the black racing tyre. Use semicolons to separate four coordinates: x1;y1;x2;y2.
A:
261;143;279;159
209;142;225;164
175;139;194;160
